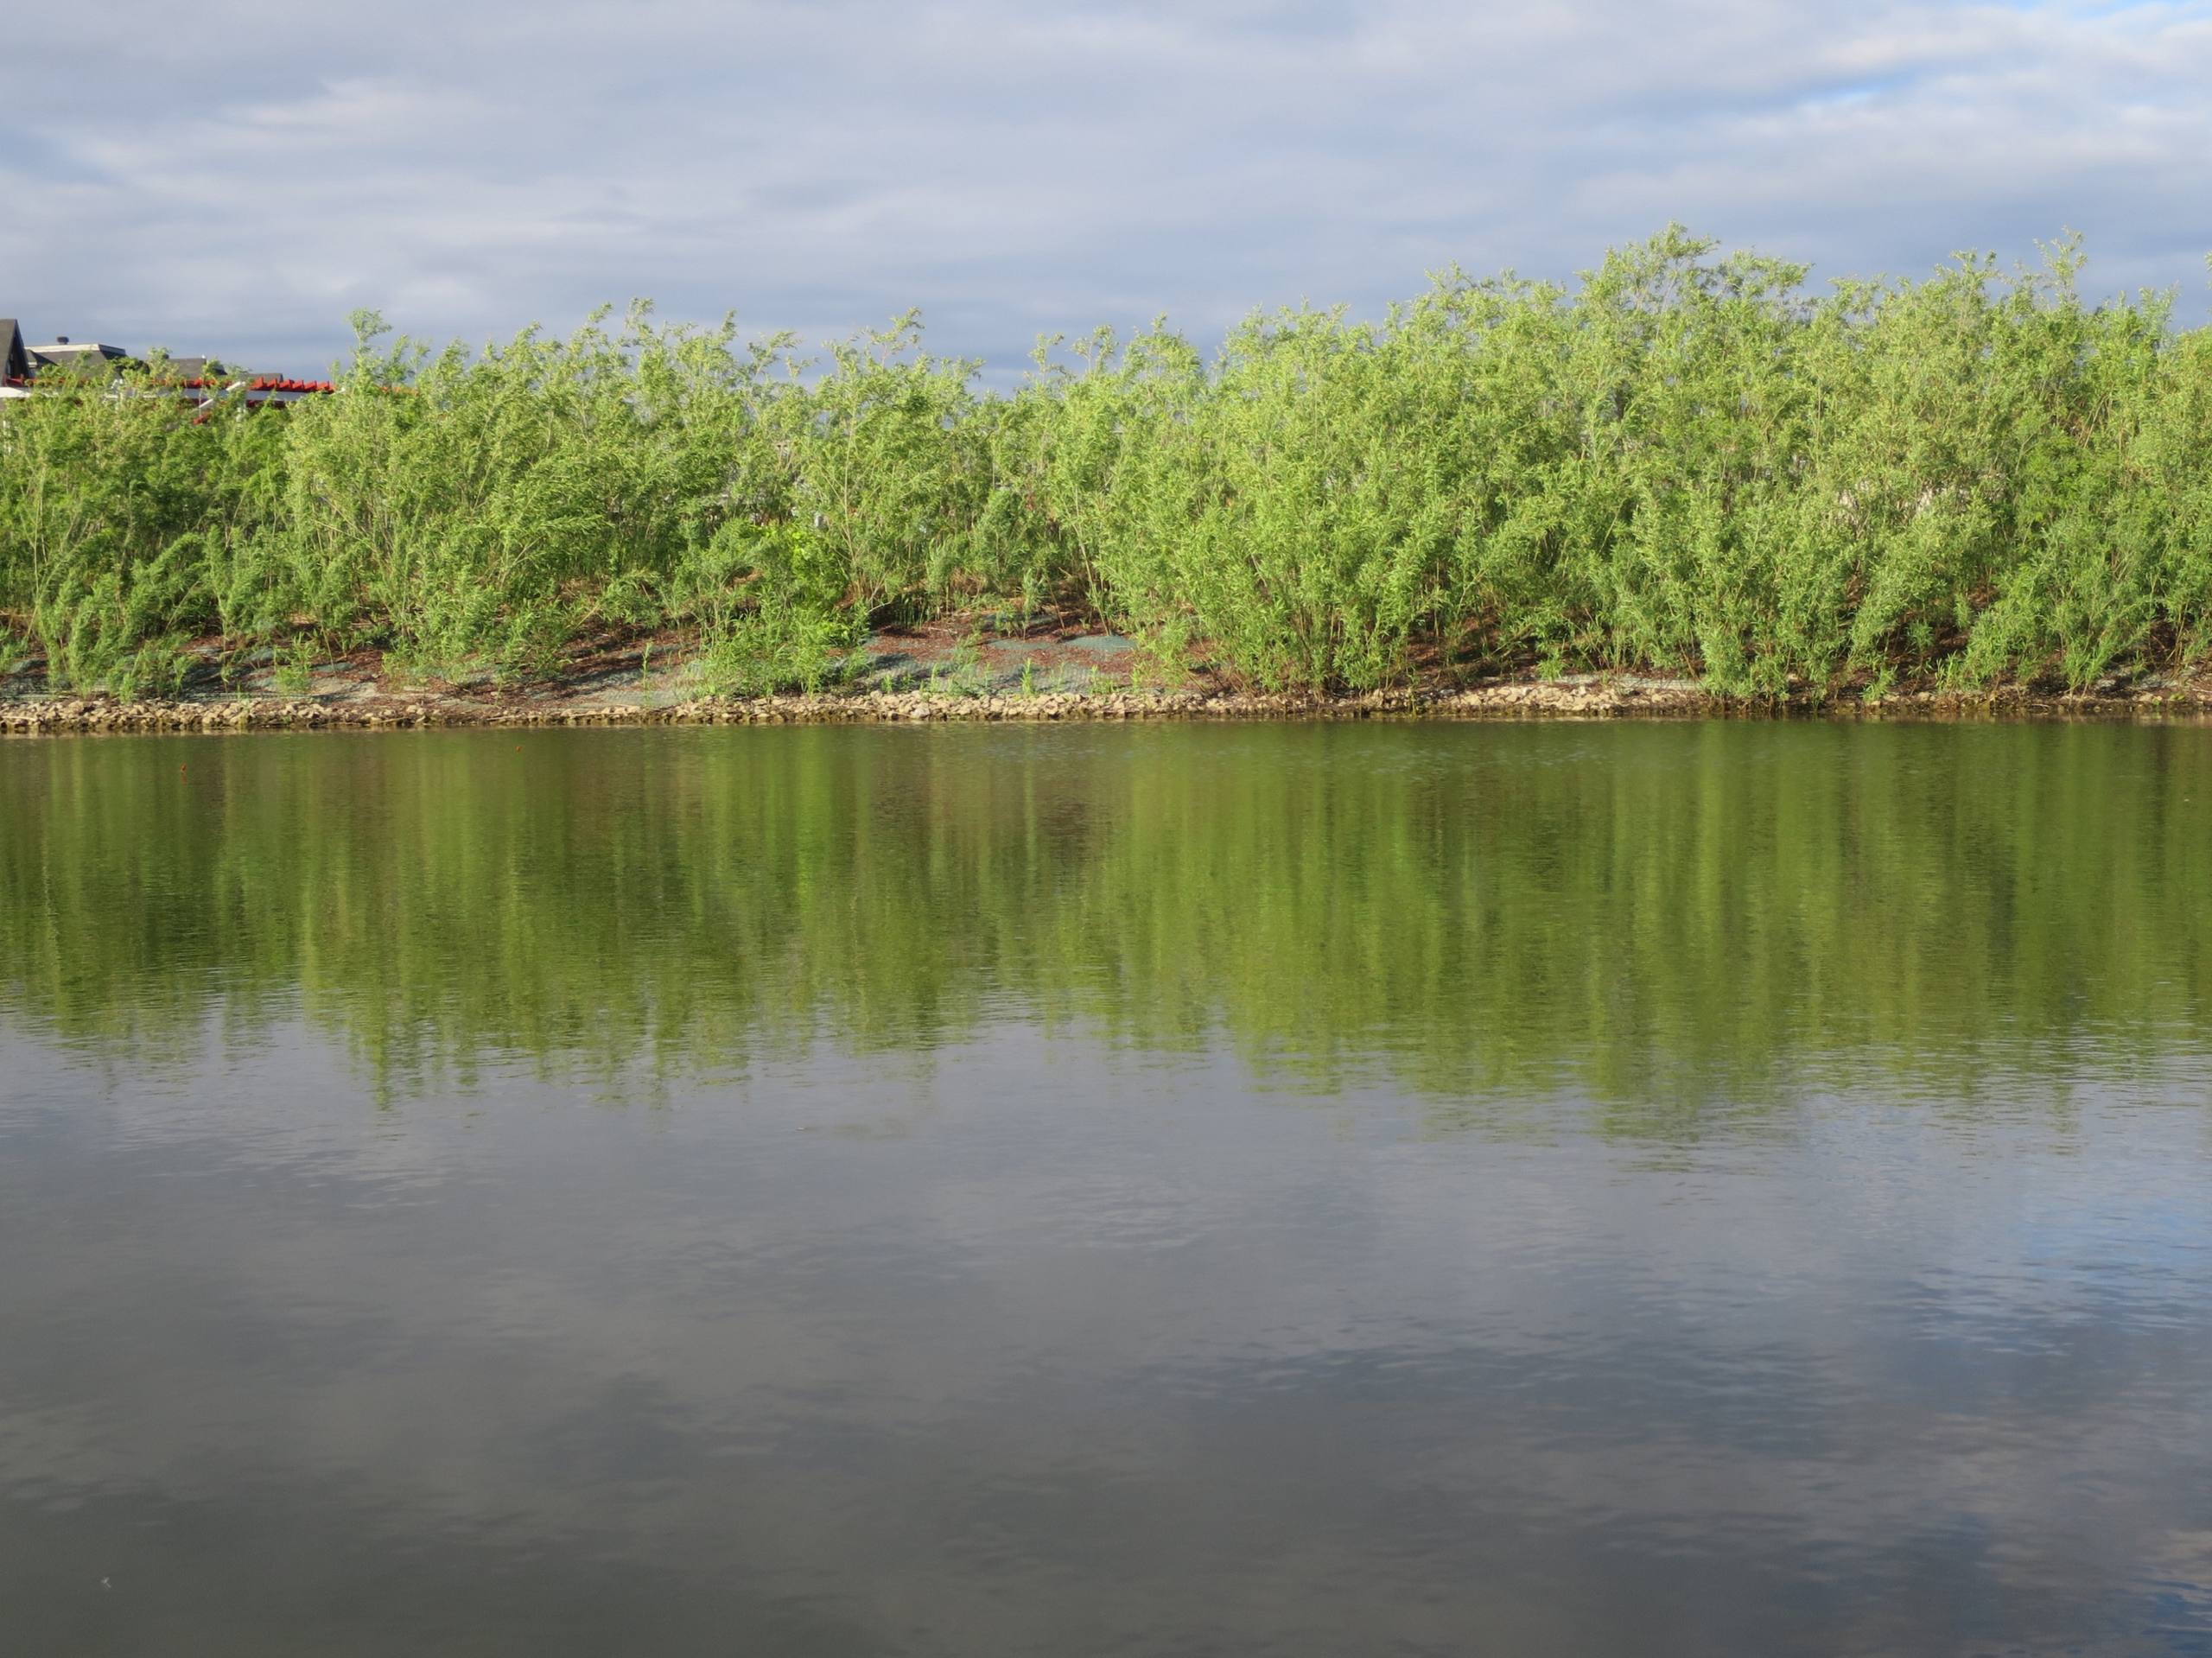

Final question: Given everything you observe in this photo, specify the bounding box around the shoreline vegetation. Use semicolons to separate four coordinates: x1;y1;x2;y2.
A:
6;228;2212;727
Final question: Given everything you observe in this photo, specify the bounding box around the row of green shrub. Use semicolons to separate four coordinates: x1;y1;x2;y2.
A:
4;228;2210;699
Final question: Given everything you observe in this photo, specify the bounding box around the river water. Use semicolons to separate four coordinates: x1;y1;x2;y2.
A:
3;722;2210;1655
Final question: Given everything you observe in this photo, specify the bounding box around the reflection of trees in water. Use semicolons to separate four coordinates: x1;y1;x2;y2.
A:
3;723;2209;1124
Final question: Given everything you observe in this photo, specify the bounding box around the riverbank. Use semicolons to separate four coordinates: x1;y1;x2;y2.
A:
10;673;2212;733
9;610;2209;734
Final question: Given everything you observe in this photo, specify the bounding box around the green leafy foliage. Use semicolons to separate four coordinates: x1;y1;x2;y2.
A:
682;523;860;695
4;232;2212;697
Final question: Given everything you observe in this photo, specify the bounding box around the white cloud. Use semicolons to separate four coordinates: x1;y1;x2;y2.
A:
8;1;2209;372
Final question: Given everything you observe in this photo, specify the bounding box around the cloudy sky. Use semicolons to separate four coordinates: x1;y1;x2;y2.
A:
10;1;2211;375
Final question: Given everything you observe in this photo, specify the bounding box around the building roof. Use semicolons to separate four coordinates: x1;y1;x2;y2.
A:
160;355;285;384
177;376;336;394
0;321;328;397
29;340;132;377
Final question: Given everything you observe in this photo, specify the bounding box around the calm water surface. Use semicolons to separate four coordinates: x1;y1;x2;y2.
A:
4;722;2212;1655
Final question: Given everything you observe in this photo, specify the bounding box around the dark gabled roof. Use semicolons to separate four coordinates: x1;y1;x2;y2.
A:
0;320;28;382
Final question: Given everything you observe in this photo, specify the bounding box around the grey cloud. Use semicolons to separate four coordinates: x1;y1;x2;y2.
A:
7;1;2210;375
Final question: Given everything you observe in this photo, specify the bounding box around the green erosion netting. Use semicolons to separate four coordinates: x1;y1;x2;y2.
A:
4;229;2211;698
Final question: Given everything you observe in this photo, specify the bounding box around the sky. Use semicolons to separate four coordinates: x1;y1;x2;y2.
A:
9;0;2212;377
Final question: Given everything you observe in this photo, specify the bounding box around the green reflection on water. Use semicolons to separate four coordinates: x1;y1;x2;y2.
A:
4;722;2209;1120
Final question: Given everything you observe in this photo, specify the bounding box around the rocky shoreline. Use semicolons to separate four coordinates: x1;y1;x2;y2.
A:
8;677;2212;734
